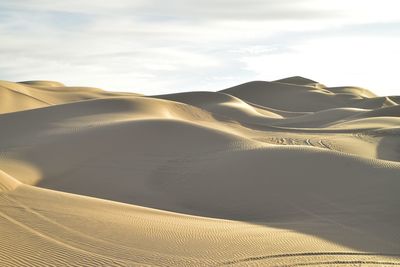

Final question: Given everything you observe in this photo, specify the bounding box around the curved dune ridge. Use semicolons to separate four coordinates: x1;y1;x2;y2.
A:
0;77;399;266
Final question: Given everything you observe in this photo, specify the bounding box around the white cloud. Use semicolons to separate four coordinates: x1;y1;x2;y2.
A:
0;0;399;95
241;36;400;95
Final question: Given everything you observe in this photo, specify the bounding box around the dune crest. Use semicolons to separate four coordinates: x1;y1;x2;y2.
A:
0;77;399;266
0;170;20;192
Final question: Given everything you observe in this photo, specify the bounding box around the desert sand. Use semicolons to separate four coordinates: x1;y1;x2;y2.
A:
0;77;399;266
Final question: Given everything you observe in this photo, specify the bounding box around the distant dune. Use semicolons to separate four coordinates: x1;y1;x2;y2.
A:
0;77;399;266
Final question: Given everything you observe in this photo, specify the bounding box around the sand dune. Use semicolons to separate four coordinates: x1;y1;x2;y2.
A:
0;77;399;266
0;80;138;114
220;80;391;112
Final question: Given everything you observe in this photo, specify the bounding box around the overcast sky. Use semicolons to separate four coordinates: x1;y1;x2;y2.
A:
1;0;399;95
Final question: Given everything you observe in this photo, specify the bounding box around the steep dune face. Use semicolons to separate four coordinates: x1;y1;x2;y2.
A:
0;170;20;192
0;77;399;266
0;80;139;114
0;81;50;114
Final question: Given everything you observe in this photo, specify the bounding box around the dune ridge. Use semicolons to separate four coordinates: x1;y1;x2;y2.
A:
0;77;399;266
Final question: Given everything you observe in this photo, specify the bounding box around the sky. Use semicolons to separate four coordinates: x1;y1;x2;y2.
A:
0;0;399;95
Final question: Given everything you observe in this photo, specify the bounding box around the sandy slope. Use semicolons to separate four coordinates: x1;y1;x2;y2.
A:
0;77;399;266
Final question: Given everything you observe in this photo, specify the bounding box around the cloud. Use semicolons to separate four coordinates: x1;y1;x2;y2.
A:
241;35;400;95
0;0;399;95
1;0;335;19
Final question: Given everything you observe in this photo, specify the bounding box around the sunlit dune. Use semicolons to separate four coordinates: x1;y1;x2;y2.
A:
0;77;399;266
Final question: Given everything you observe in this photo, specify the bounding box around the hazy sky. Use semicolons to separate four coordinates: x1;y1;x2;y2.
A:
1;0;399;95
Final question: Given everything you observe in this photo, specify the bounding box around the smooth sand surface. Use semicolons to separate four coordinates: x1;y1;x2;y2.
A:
0;76;399;266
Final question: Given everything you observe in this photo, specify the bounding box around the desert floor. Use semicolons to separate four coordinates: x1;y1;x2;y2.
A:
0;76;399;266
